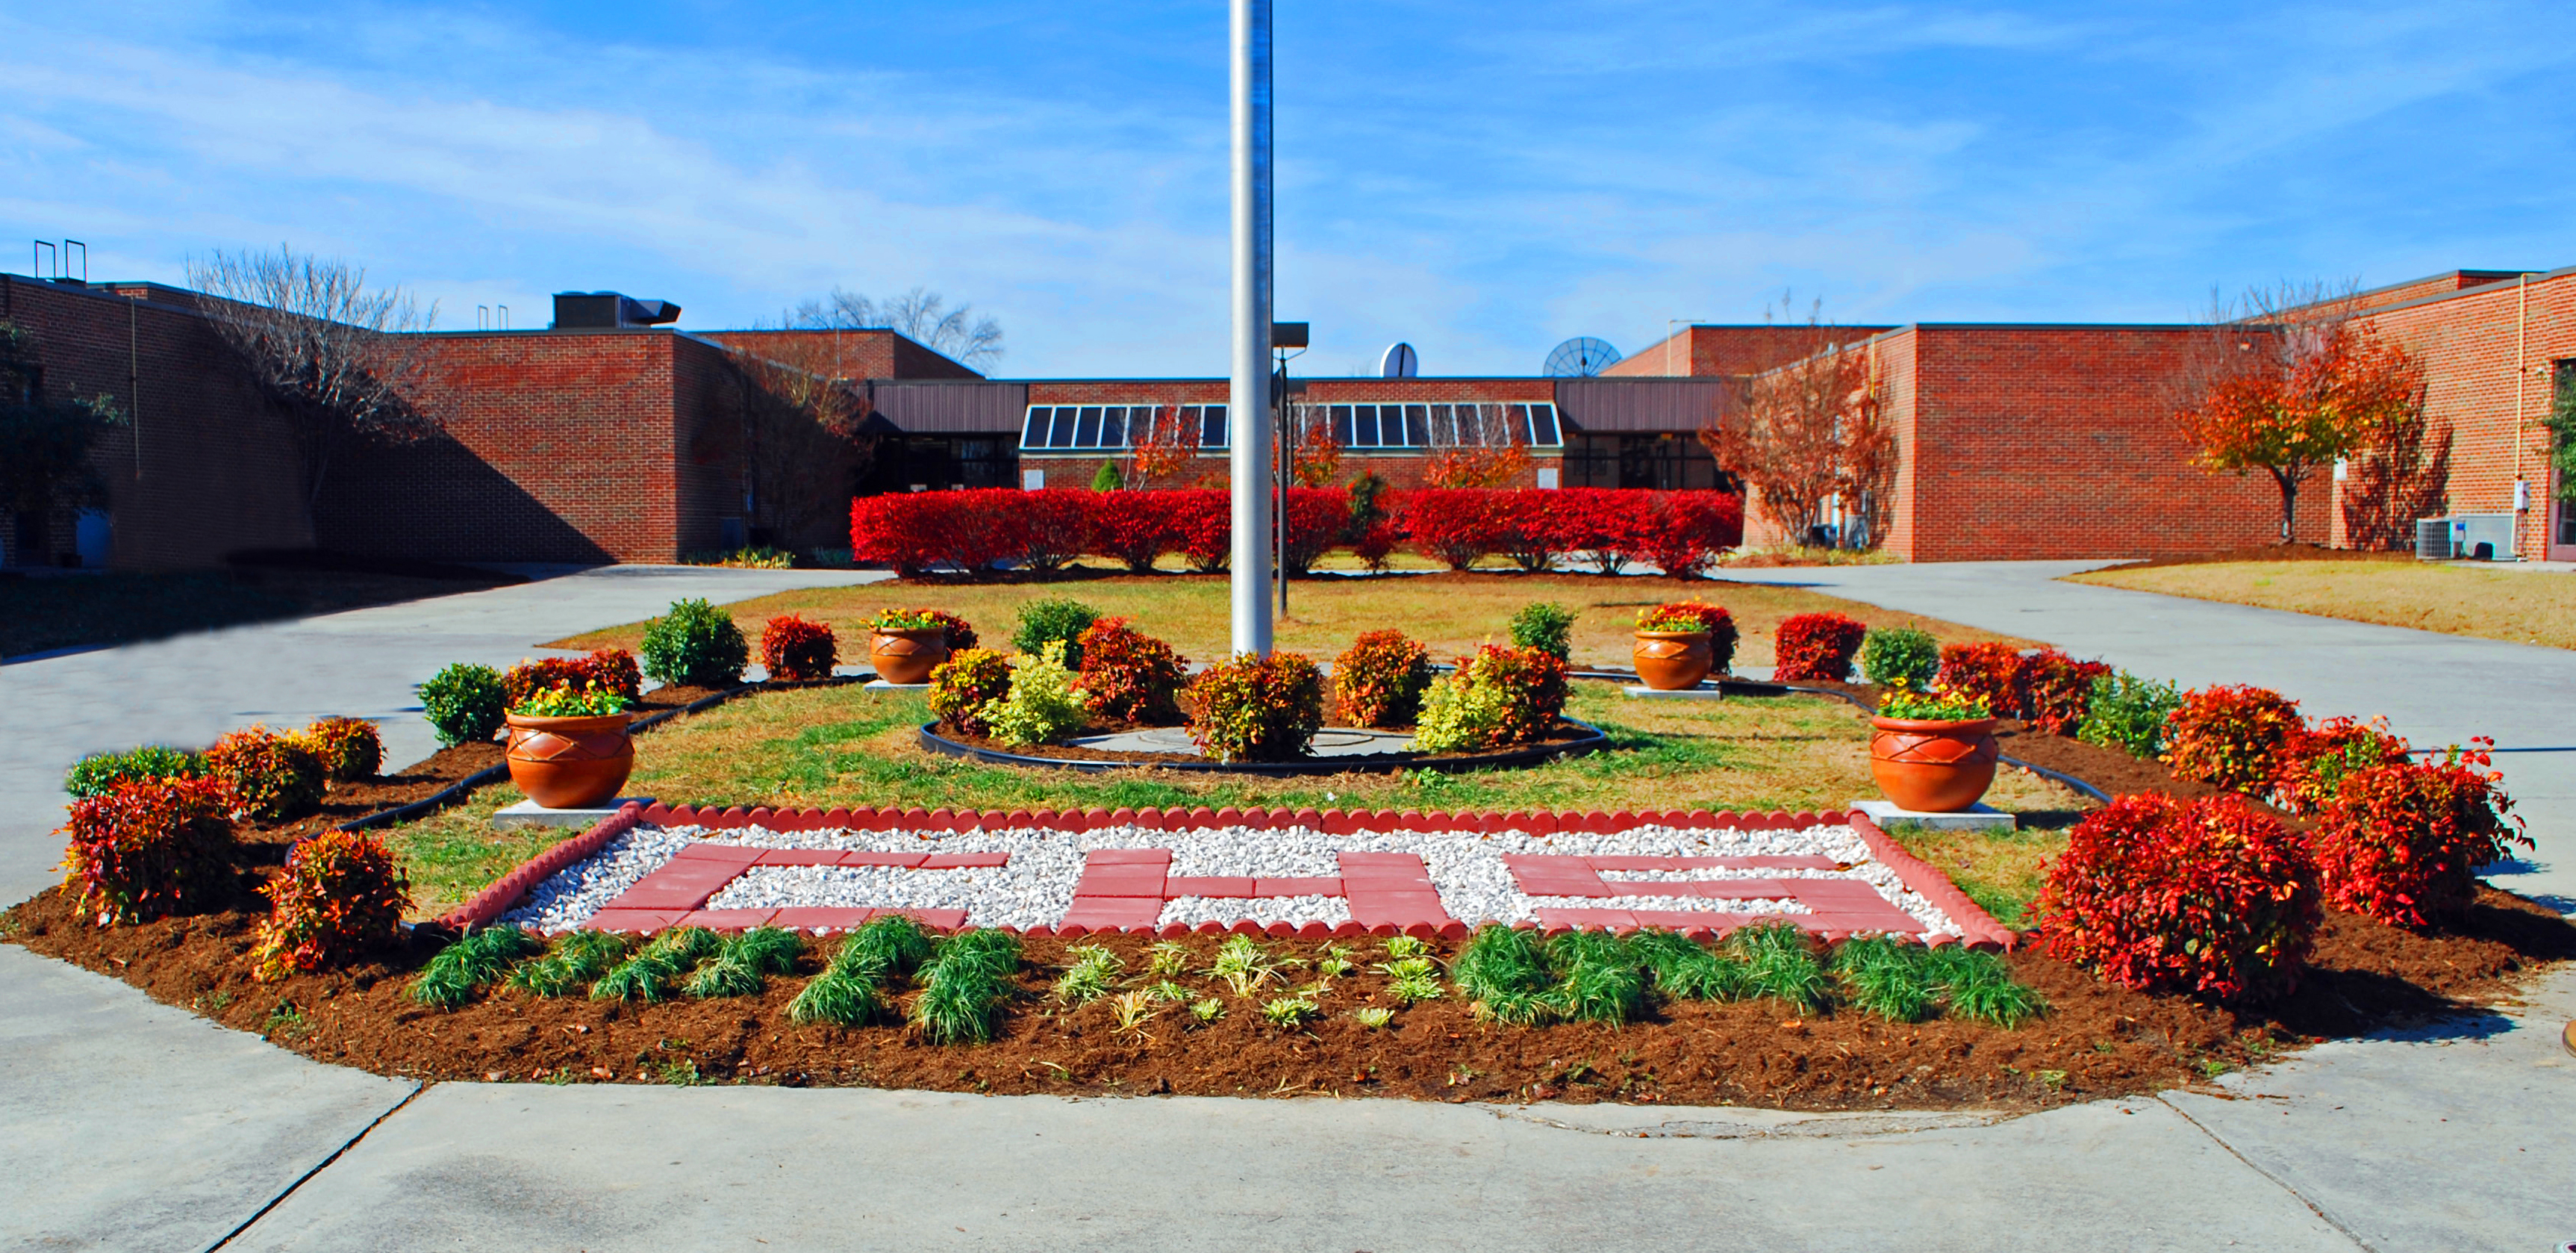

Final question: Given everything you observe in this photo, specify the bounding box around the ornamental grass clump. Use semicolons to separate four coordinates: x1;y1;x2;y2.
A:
57;776;235;924
421;662;508;745
1332;629;1435;728
410;926;544;1009
1208;933;1285;996
2036;792;2320;1001
2310;751;2529;929
1921;945;2046;1027
1013;597;1101;670
1074;617;1189;723
1542;930;1650;1025
1508;602;1577;661
684;926;804;998
1728;921;1832;1015
510;930;631;997
984;640;1088;747
205;724;327;822
65;745;208;800
1830;935;1936;1022
1453;924;1559;1025
929;648;1013;736
251;830;410;980
1771;612;1868;682
1188;652;1326;762
760;615;838;682
640;598;749;688
1636;600;1740;673
2163;684;2304;794
296;716;383;782
1052;943;1123;1006
1625;927;1752;1002
909;928;1023;1045
1859;626;1940;688
789;915;936;1027
2077;671;2183;759
592;927;724;1003
1935;642;2023;719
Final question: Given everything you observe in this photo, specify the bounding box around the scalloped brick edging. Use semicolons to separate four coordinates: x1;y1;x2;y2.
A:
434;802;2016;950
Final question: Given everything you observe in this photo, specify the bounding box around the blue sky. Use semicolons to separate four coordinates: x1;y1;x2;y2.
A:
5;1;2574;376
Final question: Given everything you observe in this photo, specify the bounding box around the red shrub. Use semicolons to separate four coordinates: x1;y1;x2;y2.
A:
1334;629;1435;727
1626;491;1745;578
2017;649;2113;736
1090;490;1183;573
205;725;326;822
1352;520;1400;572
1014;490;1095;570
1074;617;1190;723
1490;491;1566;573
1936;642;2023;718
2036;792;2321;1000
1456;643;1570;744
1553;488;1648;574
298;717;384;782
57;777;236;924
1188;653;1327;762
929;648;1012;735
1771;612;1867;682
1640;600;1741;674
1169;489;1232;573
850;488;1032;573
2165;684;2304;794
2311;756;2529;927
1281;486;1350;575
2271;715;2410;815
1397;488;1506;570
761;615;840;681
252;829;411;980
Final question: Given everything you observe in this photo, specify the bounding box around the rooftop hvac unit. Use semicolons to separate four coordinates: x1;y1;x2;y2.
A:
2416;517;2453;560
550;292;682;329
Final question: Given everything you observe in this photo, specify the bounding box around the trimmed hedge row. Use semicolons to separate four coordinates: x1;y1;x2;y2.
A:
850;487;1744;576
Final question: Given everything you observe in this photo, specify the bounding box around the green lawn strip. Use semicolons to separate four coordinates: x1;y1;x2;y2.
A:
1878;821;2071;930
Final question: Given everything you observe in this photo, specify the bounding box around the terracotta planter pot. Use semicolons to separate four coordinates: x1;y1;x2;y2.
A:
1632;629;1714;691
1868;716;2000;812
504;712;635;809
869;627;952;685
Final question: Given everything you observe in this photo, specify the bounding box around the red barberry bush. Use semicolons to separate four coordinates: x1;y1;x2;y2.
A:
2270;715;2411;815
1352;520;1400;572
57;777;237;924
1170;489;1234;573
1457;643;1571;744
2036;792;2321;1000
1090;490;1184;573
1334;630;1435;727
2016;649;2114;736
205;725;327;822
1626;491;1744;578
2311;757;2530;928
2164;683;2304;794
582;647;643;700
298;717;384;782
1075;618;1190;723
928;648;1014;736
1188;653;1327;762
1397;489;1506;570
252;829;411;980
1936;642;2024;719
1771;612;1868;682
761;615;840;682
1639;600;1741;674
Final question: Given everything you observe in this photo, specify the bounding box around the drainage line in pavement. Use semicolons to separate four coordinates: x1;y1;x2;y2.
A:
200;1083;428;1253
2154;1095;2377;1253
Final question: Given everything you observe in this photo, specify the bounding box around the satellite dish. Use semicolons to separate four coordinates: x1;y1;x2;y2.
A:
1544;336;1622;377
1380;341;1419;378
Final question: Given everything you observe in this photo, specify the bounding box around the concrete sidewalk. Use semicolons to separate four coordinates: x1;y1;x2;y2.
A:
4;562;2571;1251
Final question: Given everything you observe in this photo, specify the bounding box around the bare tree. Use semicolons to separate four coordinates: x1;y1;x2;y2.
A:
722;337;879;549
789;285;1005;368
185;246;443;510
1697;300;1894;549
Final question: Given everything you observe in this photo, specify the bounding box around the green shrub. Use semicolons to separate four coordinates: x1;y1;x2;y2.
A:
1412;644;1568;753
1014;598;1101;670
1860;627;1940;688
1187;652;1326;762
64;746;207;800
1412;674;1510;753
1509;602;1576;660
640;598;749;688
1332;629;1435;728
206;725;326;822
297;718;383;782
420;663;508;746
985;641;1088;747
1088;460;1123;491
2077;671;2183;759
929;647;1014;736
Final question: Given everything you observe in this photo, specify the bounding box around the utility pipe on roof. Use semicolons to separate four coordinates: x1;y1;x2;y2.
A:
1229;0;1273;657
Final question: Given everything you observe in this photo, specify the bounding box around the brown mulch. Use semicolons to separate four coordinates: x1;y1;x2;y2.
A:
930;717;1601;768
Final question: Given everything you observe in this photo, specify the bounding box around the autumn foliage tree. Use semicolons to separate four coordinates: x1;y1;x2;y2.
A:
1697;307;1893;549
2175;286;2427;544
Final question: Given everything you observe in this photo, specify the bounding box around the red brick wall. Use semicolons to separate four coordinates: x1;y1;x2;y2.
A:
695;329;982;381
0;275;311;569
1604;326;1894;378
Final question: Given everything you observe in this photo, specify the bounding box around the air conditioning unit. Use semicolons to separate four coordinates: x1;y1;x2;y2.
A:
2452;512;2516;561
2415;517;2453;560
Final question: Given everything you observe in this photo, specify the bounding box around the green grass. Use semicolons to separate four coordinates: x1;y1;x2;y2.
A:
1880;821;2076;929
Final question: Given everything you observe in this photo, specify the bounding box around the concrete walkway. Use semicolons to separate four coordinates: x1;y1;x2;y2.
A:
4;562;2572;1251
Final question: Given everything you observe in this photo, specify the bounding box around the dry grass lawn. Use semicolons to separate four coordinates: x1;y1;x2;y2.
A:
549;573;2033;671
2068;559;2576;650
381;679;2094;921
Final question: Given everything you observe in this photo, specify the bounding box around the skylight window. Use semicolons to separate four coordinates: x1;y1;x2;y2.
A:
1296;402;1562;450
1019;404;1228;452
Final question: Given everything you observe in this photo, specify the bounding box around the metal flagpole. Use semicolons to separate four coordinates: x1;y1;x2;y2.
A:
1229;0;1274;658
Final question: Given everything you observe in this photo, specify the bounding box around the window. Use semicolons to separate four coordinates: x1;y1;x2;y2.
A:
1294;402;1562;450
1019;404;1227;452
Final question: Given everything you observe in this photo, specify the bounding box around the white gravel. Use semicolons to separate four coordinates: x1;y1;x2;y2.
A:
501;821;1965;938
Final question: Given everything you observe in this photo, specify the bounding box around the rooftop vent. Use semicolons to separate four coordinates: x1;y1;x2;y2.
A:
551;291;682;329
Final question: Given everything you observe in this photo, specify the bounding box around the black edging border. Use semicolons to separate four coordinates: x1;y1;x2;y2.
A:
916;719;1612;776
331;676;864;833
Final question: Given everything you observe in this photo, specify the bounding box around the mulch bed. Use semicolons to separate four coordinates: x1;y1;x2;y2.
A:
929;717;1600;769
8;671;2572;1110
